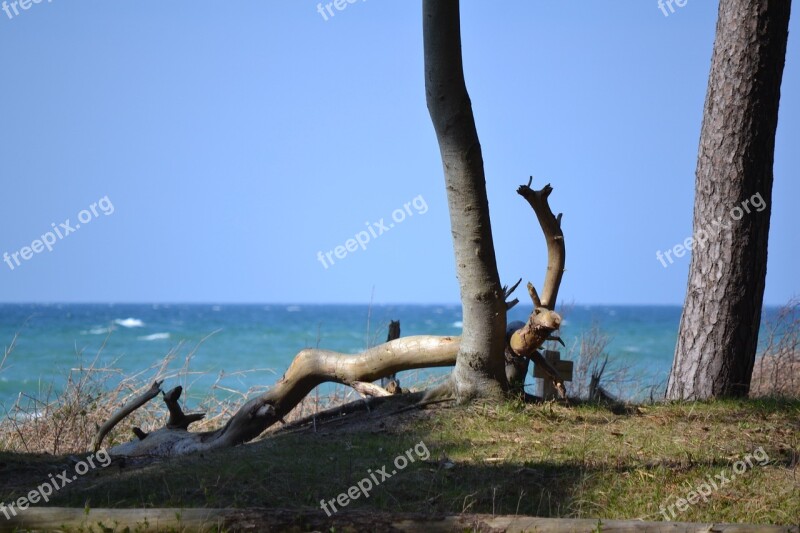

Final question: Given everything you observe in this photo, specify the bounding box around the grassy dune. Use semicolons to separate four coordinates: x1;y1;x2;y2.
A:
1;398;797;526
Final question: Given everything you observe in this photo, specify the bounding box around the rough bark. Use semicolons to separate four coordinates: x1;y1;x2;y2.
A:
667;0;792;399
424;0;507;402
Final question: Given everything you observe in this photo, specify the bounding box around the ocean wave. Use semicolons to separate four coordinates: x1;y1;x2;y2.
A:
286;306;301;312
114;318;145;328
82;326;113;335
139;332;170;341
452;320;463;328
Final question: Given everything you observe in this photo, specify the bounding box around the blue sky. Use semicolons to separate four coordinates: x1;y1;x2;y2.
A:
0;1;797;305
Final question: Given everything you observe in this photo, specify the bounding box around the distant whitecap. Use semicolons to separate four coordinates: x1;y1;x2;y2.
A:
452;320;463;328
139;332;170;341
286;306;301;312
114;318;145;328
212;305;222;311
83;326;112;335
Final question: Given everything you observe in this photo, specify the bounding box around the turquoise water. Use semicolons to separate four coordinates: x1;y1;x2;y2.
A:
0;304;780;407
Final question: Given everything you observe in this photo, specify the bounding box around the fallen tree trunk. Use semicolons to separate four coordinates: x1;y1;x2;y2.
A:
2;507;796;533
103;335;459;456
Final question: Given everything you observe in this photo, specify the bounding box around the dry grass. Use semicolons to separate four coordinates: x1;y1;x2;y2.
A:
752;299;800;398
552;319;658;402
0;331;285;454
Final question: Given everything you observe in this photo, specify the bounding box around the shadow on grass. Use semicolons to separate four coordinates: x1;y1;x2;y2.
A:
0;397;797;525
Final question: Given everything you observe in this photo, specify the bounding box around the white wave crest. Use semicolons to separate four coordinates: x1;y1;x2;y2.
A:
138;332;170;341
114;318;145;328
81;326;113;335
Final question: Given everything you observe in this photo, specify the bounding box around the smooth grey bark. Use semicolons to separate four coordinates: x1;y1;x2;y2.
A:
667;0;792;399
97;336;460;456
423;0;507;401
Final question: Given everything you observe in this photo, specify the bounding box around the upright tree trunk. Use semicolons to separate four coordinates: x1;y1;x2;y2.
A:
423;0;507;401
667;0;791;399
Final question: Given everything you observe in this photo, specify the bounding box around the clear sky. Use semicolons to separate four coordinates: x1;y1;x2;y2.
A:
0;1;797;305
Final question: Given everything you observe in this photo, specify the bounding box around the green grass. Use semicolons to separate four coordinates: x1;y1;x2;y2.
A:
1;398;798;525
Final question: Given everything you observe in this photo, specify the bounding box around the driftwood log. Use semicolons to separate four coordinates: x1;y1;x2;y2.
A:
1;508;795;533
97;335;459;456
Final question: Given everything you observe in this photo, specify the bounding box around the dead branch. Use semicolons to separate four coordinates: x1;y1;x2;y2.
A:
163;386;206;429
91;380;162;452
507;179;568;398
381;320;401;389
517;178;565;310
351;381;392;397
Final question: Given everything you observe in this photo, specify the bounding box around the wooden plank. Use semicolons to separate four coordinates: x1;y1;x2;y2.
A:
1;508;796;533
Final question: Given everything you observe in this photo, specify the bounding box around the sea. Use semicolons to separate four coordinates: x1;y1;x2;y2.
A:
0;304;784;409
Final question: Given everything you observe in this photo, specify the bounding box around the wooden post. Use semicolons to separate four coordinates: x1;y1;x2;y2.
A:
380;320;401;390
534;350;573;400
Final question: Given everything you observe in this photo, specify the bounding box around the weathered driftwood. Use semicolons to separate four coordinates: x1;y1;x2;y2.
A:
505;319;530;393
103;335;459;456
164;385;206;429
506;179;569;399
351;380;392;397
1;508;796;533
91;379;162;452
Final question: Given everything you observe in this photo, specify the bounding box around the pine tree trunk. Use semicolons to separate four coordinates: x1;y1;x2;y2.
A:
667;0;791;399
423;0;507;401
